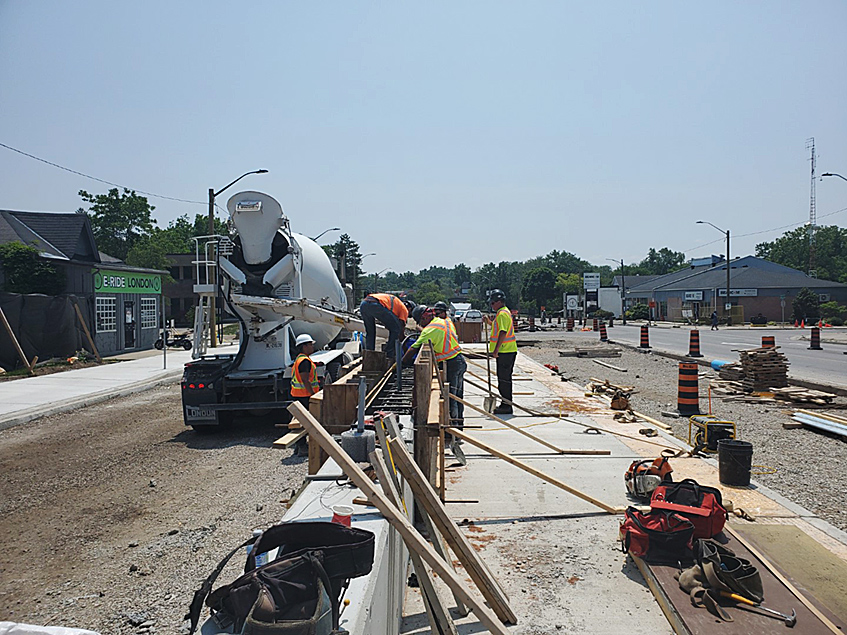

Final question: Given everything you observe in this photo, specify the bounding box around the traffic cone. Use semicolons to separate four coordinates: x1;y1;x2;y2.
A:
794;320;798;328
800;319;805;329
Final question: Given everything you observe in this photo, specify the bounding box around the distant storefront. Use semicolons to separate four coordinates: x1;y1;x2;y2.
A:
93;268;162;353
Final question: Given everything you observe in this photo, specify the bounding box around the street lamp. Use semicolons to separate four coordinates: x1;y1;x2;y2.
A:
606;258;626;324
372;268;389;292
821;172;847;183
362;252;376;259
207;169;268;347
696;220;731;325
311;227;341;242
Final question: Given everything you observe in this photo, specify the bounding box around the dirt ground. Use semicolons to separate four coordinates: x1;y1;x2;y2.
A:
0;383;306;634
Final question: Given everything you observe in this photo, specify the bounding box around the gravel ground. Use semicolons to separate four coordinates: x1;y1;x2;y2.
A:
519;333;847;532
0;384;306;634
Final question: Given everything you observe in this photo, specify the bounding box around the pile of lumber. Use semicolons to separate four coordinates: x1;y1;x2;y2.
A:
717;363;745;382
773;386;836;405
559;347;622;358
709;379;746;396
739;347;789;391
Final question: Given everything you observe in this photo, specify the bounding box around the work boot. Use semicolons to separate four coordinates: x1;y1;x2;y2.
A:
493;404;513;415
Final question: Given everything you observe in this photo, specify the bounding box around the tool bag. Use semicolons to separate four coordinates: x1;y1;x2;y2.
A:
650;478;727;539
186;521;375;635
624;457;673;500
619;506;695;565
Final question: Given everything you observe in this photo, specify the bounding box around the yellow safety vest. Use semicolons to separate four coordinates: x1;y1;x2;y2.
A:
489;307;517;353
419;317;462;362
291;354;320;397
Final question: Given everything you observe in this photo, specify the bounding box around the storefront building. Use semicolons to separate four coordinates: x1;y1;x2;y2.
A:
93;267;163;353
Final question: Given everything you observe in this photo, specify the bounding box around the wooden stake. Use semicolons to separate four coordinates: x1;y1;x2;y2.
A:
72;301;103;363
0;306;33;374
371;449;459;635
446;427;621;514
451;393;575;455
287;402;513;634
387;436;517;625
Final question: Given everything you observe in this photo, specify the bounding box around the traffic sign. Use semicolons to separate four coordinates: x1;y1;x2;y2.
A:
565;294;579;310
583;273;600;290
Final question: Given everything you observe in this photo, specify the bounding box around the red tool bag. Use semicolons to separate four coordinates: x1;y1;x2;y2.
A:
619;507;695;565
650;478;727;539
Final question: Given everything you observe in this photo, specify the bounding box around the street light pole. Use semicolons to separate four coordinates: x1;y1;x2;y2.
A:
606;258;626;324
697;220;731;325
207;169;268;347
821;172;847;183
311;227;341;242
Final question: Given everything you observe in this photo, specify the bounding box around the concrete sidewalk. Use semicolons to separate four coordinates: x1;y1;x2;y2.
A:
0;346;235;431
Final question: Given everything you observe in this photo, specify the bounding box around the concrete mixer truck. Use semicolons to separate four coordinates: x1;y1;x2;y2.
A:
180;191;386;431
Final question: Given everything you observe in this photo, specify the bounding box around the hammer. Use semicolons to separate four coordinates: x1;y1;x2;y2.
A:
721;592;797;627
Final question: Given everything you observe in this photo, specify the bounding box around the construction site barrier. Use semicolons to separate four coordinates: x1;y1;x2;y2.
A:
762;335;775;349
677;362;700;415
566;317;574;332
599;322;608;342
809;327;822;350
688;329;702;357
640;325;650;349
592;318;598;331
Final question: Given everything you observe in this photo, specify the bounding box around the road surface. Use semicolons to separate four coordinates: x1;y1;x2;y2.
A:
526;324;847;389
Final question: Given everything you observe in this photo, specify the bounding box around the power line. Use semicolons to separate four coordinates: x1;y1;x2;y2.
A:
0;141;205;205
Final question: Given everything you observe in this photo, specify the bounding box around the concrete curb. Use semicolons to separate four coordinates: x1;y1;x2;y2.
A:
0;368;184;432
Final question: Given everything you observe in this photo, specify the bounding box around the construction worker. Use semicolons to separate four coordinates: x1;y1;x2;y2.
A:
359;293;409;354
402;305;466;433
290;333;321;455
433;301;458;340
484;289;517;414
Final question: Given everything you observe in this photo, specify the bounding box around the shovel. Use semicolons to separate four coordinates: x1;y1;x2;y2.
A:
483;319;496;413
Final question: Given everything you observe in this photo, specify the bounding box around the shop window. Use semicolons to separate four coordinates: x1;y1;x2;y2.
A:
171;297;181;315
96;297;117;332
141;297;158;329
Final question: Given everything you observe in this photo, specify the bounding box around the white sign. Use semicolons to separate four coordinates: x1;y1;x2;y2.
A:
583;273;600;290
684;291;704;301
565;294;579;310
718;289;758;297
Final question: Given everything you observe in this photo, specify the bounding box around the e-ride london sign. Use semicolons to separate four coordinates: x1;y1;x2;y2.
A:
93;269;162;294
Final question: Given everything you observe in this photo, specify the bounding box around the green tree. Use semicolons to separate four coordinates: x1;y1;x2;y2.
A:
324;234;364;297
0;241;66;295
125;214;228;272
413;280;446;305
756;225;847;283
792;287;820;321
521;267;557;311
819;301;846;321
554;272;582;296
452;263;472;286
635;247;687;275
79;188;157;260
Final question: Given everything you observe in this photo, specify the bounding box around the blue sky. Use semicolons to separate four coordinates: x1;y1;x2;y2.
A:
1;1;845;274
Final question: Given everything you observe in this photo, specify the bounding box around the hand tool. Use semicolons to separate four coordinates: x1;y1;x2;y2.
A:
720;591;797;627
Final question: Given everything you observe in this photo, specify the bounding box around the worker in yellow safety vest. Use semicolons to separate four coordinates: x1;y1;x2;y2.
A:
483;289;517;414
402;305;466;432
433;301;458;340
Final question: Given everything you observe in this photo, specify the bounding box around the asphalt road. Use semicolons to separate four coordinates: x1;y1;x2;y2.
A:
524;324;847;389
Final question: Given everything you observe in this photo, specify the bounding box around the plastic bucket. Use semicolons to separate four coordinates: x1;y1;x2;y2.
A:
718;439;753;486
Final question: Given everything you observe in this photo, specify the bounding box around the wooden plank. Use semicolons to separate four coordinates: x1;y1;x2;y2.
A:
288;402;512;634
796;409;847;425
461;375;548;419
631;555;690;635
632;410;673;431
307;394;328;475
446;427;620;514
371;449;458;635
0;306;34;374
72;301;103;363
593;359;627;372
272;429;306;449
451;393;578;455
386;436;517;625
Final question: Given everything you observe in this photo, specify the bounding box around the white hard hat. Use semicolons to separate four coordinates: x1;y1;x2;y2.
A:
295;334;316;347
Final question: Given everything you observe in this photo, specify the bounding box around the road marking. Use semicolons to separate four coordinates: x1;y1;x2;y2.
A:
720;342;750;346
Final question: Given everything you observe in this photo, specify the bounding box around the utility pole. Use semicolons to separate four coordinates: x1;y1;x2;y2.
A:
696;221;731;324
807;137;817;278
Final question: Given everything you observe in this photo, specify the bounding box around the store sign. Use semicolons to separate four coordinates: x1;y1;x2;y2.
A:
684;291;704;301
583;273;600;290
718;288;758;297
93;269;162;294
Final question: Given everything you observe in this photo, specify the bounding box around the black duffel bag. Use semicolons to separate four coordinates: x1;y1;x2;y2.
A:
187;521;375;635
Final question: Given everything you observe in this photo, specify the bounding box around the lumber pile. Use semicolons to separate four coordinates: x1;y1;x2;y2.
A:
772;386;836;405
738;347;789;391
717;363;745;382
559;347;622;358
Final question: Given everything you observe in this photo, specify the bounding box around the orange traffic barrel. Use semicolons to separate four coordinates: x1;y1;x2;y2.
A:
599;322;608;342
761;335;775;349
809;327;822;350
688;329;703;357
677;362;700;415
529;316;536;332
566;317;574;332
593;318;599;331
640;325;650;348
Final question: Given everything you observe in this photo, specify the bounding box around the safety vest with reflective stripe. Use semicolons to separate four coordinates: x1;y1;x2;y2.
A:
367;293;408;322
489;306;517;353
422;317;462;361
291;354;320;397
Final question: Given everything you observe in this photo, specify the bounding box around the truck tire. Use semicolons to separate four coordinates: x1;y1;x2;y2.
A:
325;360;342;385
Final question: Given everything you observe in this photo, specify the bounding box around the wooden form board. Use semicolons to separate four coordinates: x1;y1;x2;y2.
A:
387;436;517;625
370;449;459;635
446;427;619;514
287;402;512;635
635;530;844;635
273;429;306;449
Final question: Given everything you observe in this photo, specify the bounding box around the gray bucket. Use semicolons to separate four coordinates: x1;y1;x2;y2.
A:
718;439;753;486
